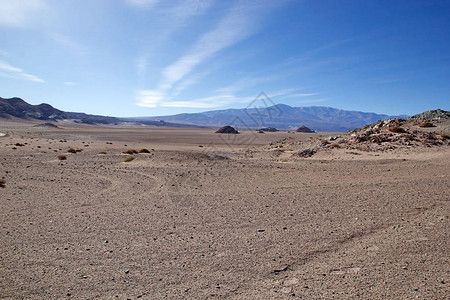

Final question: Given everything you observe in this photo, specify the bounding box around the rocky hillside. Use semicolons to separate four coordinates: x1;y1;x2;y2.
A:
0;97;119;124
0;97;68;120
0;97;202;127
266;110;450;157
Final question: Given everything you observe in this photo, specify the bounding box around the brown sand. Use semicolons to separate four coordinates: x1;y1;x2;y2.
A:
0;120;449;299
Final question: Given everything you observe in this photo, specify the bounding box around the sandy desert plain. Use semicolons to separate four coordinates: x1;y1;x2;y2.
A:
0;119;449;299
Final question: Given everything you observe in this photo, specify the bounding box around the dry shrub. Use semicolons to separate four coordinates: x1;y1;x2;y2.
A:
321;139;329;145
387;126;406;133
440;133;450;139
330;143;340;148
124;156;135;162
98;151;107;155
418;121;434;128
15;143;25;147
0;178;5;187
138;148;151;153
58;155;67;160
296;149;316;158
123;149;138;154
67;148;82;153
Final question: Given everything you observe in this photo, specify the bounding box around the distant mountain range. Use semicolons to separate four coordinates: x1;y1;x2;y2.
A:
130;104;407;132
1;97;407;132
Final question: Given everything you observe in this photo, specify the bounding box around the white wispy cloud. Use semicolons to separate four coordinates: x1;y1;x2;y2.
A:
47;32;89;56
136;90;165;108
64;81;76;86
216;75;280;95
283;93;319;98
161;95;235;108
160;94;254;109
135;0;213;77
125;0;159;9
160;2;259;91
264;88;312;99
136;0;276;108
0;0;45;28
295;98;327;104
166;71;209;100
0;60;44;83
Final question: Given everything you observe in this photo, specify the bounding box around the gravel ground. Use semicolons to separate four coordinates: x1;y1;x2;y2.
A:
0;122;448;299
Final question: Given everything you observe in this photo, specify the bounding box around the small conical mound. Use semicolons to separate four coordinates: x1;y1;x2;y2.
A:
296;125;315;133
216;126;239;134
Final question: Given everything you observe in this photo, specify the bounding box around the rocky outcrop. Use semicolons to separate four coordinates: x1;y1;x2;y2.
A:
216;126;239;134
295;125;315;133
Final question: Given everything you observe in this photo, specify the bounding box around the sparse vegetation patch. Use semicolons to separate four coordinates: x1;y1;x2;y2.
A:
124;156;135;162
138;148;151;153
0;178;5;187
123;149;138;154
67;148;82;153
387;126;406;133
295;149;316;158
58;155;67;160
418;121;434;127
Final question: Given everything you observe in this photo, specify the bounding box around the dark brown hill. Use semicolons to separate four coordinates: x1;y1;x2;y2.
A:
216;126;239;134
295;125;315;133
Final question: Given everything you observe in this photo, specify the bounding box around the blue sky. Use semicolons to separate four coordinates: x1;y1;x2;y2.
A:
0;0;449;117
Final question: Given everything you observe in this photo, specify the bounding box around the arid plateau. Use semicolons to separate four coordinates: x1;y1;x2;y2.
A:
0;118;449;299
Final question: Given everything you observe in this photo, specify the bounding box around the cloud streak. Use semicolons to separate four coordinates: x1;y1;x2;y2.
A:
125;0;159;9
161;93;255;109
47;32;89;57
0;0;45;28
136;1;274;108
135;0;213;77
160;3;258;90
0;60;44;83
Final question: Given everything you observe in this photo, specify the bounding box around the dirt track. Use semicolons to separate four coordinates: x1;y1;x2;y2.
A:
0;122;449;299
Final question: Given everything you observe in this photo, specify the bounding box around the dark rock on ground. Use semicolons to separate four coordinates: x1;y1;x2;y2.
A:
216;126;239;134
295;125;315;133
